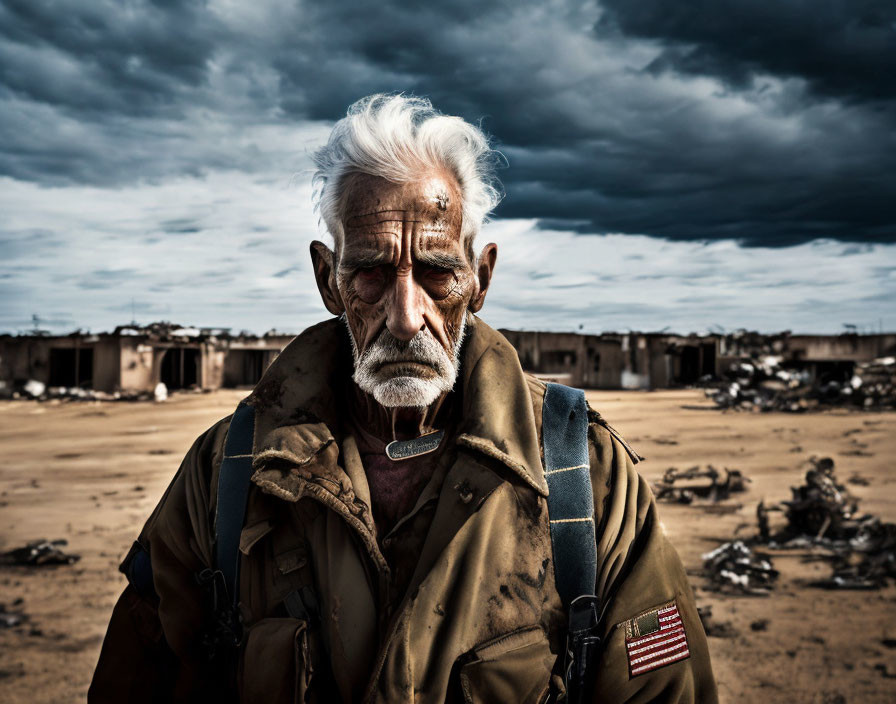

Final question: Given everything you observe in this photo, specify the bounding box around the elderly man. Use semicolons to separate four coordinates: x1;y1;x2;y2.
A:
89;95;716;703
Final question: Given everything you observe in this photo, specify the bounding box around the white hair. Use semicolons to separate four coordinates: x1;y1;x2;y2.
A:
312;94;503;252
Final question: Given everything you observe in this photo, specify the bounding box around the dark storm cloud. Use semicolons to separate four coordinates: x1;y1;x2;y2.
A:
597;0;896;102
0;0;217;116
0;0;893;245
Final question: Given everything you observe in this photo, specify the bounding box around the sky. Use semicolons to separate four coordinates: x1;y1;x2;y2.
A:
1;0;894;336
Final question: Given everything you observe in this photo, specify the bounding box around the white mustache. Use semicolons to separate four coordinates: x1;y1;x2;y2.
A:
345;315;467;407
360;329;450;374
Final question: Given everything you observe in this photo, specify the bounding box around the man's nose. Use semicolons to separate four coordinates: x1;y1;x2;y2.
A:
386;271;425;341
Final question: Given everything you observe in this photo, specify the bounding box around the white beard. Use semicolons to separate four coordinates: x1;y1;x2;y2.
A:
345;315;466;408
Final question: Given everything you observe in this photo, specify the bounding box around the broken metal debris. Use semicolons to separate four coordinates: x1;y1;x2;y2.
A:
701;540;779;596
653;465;750;504
0;539;81;567
756;457;896;590
781;456;858;540
704;355;896;412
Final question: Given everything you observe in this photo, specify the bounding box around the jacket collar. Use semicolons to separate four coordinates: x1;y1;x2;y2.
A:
245;314;548;500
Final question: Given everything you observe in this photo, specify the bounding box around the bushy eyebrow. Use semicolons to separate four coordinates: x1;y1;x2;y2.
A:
415;251;466;269
340;250;392;270
341;250;466;271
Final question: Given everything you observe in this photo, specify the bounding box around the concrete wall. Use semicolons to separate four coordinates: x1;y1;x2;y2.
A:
0;335;112;389
788;334;896;362
92;338;120;392
587;340;624;389
498;330;625;389
0;336;50;384
119;339;156;392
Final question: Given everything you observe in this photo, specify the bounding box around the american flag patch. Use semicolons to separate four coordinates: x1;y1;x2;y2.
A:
624;600;690;677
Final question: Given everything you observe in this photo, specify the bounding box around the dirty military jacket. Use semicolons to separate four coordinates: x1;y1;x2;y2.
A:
89;316;717;703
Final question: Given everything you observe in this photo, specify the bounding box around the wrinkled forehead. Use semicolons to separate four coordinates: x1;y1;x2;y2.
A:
340;172;464;254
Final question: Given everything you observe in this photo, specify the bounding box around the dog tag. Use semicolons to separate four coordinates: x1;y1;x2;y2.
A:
385;430;445;461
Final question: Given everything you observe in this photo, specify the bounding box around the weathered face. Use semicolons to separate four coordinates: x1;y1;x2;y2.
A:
311;170;497;407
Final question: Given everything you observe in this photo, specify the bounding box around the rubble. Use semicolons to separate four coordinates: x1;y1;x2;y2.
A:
653;465;750;504
755;457;896;590
780;456;857;540
12;380;157;402
0;539;80;567
22;379;46;398
701;540;779;596
704;355;896;412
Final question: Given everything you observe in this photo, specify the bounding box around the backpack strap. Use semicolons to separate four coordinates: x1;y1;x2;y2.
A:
214;401;257;607
542;382;596;605
542;382;601;704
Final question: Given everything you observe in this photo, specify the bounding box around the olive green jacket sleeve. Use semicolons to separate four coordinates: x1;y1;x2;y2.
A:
588;421;718;703
88;418;230;704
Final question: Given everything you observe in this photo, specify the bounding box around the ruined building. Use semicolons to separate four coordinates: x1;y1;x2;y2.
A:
0;323;293;394
1;323;893;394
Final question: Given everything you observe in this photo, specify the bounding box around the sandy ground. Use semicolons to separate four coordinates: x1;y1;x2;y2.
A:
0;389;894;703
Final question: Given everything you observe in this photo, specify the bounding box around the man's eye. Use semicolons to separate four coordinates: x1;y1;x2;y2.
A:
356;266;386;281
352;266;389;303
421;266;454;282
419;266;457;299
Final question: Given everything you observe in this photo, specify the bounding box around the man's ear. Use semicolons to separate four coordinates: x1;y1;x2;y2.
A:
310;240;345;315
469;243;497;313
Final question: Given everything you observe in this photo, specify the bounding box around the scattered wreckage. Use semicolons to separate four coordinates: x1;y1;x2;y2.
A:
654;465;750;505
757;457;896;590
1;379;172;402
700;457;895;594
0;539;80;567
704;356;896;412
701;541;779;596
703;457;896;595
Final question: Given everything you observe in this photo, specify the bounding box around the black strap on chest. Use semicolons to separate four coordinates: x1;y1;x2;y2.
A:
542;382;601;704
214;401;257;606
191;402;257;660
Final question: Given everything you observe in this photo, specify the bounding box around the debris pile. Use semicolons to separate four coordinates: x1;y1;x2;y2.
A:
704;356;896;412
10;380;166;402
781;456;857;540
757;457;896;590
701;456;895;593
654;465;750;504
853;356;896;409
812;519;896;589
0;539;80;566
701;540;779;596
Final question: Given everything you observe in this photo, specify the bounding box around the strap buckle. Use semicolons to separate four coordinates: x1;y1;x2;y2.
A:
196;567;243;661
564;595;601;704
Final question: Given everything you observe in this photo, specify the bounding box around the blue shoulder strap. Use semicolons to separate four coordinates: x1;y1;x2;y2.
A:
214;402;256;606
542;382;597;606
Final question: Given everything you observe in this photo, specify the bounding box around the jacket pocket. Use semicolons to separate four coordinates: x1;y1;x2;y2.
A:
458;625;556;704
239;617;312;704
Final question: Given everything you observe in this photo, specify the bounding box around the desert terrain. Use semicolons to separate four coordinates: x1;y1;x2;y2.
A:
0;389;894;703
